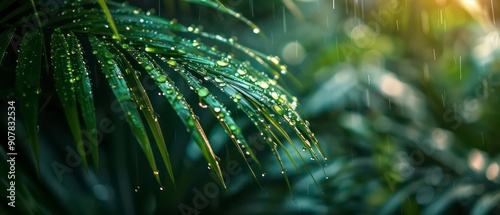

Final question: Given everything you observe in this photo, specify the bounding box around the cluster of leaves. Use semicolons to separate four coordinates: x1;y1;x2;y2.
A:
0;0;326;196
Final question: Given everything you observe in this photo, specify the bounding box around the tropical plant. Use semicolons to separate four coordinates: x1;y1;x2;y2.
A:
0;0;327;213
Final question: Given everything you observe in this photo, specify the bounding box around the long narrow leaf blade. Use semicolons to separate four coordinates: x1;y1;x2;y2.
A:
89;36;162;184
15;30;43;172
110;44;175;187
50;28;88;170
66;31;99;171
129;51;226;188
0;28;15;64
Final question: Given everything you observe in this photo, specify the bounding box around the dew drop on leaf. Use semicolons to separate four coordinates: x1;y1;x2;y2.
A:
216;60;228;67
197;87;209;97
167;60;176;67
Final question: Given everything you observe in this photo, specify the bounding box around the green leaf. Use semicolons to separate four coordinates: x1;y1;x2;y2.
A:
0;28;15;64
175;62;264;186
66;31;99;170
0;0;15;13
15;30;43;172
129;51;226;188
183;0;263;36
109;44;176;187
96;0;121;40
89;36;162;184
50;28;88;170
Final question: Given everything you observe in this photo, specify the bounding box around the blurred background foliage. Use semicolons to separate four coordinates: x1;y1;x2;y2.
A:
2;0;500;214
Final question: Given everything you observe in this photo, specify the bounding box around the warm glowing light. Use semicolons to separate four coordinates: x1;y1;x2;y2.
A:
487;163;499;180
469;150;485;172
380;75;404;97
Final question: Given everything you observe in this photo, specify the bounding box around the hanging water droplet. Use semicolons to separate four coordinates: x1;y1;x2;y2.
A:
159;186;165;191
281;170;285;174
245;151;250;155
325;176;329;180
134;186;140;192
253;28;261;34
198;101;208;108
261;173;266;177
302;147;306;152
310;157;315;161
153;171;159;175
214;107;221;112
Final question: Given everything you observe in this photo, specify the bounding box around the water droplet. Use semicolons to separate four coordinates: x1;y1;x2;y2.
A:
259;82;269;89
153;171;159;175
159;186;165;191
325;176;329;180
167;60;176;67
155;75;167;82
197;87;209;97
134;186;140;192
237;69;247;75
310;157;315;161
253;28;261;34
104;52;115;58
198;101;208;108
214;107;221;112
281;170;285;174
245;151;250;155
302;147;306;152
261;173;266;177
273;105;283;115
216;60;228;67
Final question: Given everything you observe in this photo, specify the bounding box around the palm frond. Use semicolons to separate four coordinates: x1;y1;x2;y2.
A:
1;0;324;190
